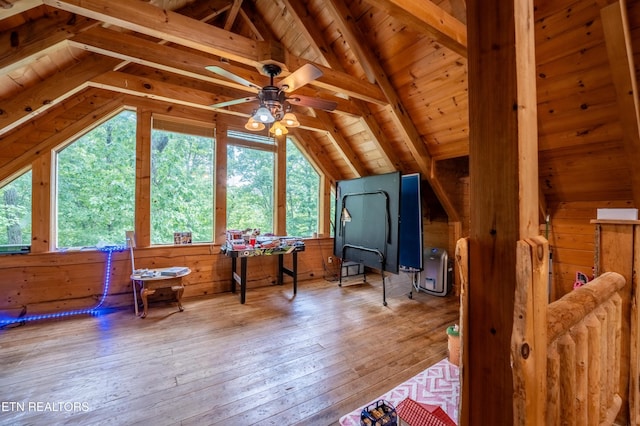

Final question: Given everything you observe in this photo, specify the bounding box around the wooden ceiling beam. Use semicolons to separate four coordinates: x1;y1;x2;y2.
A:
315;110;369;177
0;54;120;136
42;0;270;66
325;0;459;221
69;26;358;117
601;1;640;207
364;0;467;57
87;70;327;132
0;0;42;21
449;0;467;24
0;10;96;75
289;128;343;184
0;89;124;183
43;0;386;105
282;0;403;171
223;0;242;31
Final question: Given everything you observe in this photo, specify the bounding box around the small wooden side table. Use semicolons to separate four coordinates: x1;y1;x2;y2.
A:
130;267;191;318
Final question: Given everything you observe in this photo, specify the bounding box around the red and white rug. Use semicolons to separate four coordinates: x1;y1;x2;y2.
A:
339;358;459;425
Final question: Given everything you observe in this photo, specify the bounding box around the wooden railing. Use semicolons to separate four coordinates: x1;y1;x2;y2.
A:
455;236;626;425
544;272;625;425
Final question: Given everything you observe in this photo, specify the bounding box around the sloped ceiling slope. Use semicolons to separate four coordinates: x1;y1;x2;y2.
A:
0;0;638;222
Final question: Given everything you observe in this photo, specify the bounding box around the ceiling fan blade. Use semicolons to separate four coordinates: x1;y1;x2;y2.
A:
205;66;262;91
288;95;337;111
210;97;257;109
279;64;323;92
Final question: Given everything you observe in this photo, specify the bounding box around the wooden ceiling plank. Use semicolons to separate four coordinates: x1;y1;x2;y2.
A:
70;26;264;91
41;0;272;66
0;10;95;75
283;0;402;171
322;3;376;84
449;0;467;24
0;53;120;136
280;0;337;69
0;0;43;21
87;70;327;131
0;90;123;182
223;0;242;31
364;0;467;57
69;26;358;116
325;0;427;163
290;128;343;183
315;110;368;177
49;0;386;106
601;1;640;207
237;8;264;41
323;0;460;220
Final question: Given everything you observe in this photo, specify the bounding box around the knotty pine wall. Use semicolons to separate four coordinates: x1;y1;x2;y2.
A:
0;238;336;318
544;200;635;301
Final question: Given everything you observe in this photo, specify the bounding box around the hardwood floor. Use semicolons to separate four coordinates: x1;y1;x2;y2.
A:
0;275;459;426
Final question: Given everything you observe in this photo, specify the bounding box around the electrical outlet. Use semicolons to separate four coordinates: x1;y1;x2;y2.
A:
328;256;333;264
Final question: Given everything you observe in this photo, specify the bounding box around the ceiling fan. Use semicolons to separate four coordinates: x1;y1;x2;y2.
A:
206;63;337;135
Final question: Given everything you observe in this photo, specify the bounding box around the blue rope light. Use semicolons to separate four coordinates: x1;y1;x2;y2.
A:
0;245;126;326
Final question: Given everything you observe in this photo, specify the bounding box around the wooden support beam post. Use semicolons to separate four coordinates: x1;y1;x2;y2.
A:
466;0;540;423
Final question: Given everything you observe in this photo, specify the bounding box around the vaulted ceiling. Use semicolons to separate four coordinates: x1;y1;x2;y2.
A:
1;0;639;223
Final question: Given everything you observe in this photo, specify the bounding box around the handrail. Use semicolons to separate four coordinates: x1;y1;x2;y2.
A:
547;271;625;343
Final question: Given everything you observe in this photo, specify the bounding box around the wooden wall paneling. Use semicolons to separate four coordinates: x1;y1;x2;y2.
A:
545;201;631;299
30;151;51;253
595;221;636;424
135;109;152;247
318;175;332;238
601;0;640;208
632;224;640;425
466;0;539;423
0;238;337;316
274;134;287;236
214;122;228;245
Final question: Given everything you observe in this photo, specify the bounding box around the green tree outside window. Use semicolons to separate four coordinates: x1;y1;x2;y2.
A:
151;130;214;244
56;110;136;248
286;139;319;237
0;171;32;245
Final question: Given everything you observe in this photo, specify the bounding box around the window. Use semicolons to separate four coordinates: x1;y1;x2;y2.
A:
56;110;136;248
0;171;32;245
150;128;214;244
286;138;319;237
226;132;274;233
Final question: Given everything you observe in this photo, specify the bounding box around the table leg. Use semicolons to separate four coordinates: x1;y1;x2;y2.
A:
292;251;298;295
231;257;237;293
240;257;247;304
172;285;185;311
140;287;156;318
278;254;284;285
132;279;139;316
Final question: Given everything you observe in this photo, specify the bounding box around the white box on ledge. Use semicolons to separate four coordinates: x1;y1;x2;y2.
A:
596;208;638;220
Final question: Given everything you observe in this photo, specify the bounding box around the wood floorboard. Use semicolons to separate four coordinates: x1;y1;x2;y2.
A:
0;275;459;426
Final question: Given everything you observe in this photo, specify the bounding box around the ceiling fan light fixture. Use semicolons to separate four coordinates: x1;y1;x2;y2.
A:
269;121;289;136
282;112;300;128
253;106;275;123
245;117;265;131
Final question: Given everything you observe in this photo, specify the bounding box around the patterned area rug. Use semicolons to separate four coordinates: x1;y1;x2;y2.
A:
339;358;459;425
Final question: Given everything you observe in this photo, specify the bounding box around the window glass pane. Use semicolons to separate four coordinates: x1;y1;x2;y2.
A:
0;171;32;245
56;110;136;248
151;129;214;244
227;144;274;233
286;138;319;237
